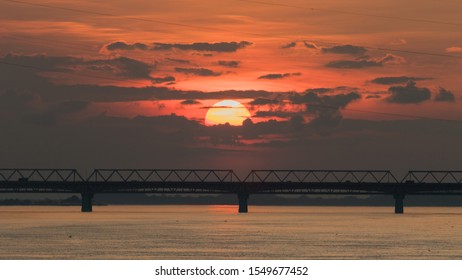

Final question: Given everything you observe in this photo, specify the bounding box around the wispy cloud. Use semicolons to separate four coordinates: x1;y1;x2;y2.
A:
174;67;222;76
258;72;301;79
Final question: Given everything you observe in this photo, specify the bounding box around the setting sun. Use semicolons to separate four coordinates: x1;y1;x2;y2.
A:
205;100;251;126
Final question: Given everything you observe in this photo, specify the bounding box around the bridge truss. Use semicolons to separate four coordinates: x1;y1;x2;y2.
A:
1;169;462;213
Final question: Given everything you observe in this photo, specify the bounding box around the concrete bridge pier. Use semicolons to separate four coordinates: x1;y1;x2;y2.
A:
81;192;94;212
393;194;405;214
238;193;249;213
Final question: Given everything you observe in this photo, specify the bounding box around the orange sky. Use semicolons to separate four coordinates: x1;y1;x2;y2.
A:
1;0;461;124
1;0;462;171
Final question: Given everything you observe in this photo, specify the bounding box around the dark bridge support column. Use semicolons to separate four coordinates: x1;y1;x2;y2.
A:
81;192;94;212
238;193;249;213
393;194;405;214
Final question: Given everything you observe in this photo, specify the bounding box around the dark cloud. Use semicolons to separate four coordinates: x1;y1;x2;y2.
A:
239;118;301;140
0;62;275;103
3;111;462;174
387;81;431;104
326;59;381;69
434;88;455;102
218;60;240;68
371;76;432;85
304;88;333;94
86;57;154;80
0;88;40;108
0;55;268;104
239;118;462;171
1;54;155;80
0;87;89;126
152;41;252;52
1;53;80;71
290;92;361;108
305;86;358;94
322;45;367;55
104;41;252;53
282;42;297;49
133;114;201;131
1;56;461;171
290;92;361;130
174;67;222;76
303;42;318;49
326;54;403;69
166;58;191;64
1;55;461;172
105;41;149;51
24;100;90;126
181;99;201;105
258;72;301;80
254;110;300;118
249;98;282;106
151;76;175;84
5;53;462;175
0;55;361;109
45;84;169;103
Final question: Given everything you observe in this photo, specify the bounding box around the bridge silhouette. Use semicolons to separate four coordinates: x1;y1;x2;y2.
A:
1;169;462;214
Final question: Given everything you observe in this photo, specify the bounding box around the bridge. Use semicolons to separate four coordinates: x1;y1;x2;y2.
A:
1;169;462;214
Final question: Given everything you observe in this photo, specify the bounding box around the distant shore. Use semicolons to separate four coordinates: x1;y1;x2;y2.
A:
2;194;462;207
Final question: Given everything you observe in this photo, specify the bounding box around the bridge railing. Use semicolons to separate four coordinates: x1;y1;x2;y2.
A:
243;170;399;183
4;169;462;185
402;171;462;184
86;169;241;183
0;169;84;182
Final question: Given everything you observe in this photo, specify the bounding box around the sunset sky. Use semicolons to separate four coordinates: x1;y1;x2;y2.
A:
1;0;461;175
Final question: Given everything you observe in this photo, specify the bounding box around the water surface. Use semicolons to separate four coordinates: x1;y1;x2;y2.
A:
0;206;461;259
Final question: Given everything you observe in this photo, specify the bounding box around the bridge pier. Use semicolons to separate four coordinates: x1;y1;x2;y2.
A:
393;194;405;214
238;193;249;213
81;192;94;212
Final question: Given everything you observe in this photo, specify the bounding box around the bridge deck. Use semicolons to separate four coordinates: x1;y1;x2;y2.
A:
1;169;462;213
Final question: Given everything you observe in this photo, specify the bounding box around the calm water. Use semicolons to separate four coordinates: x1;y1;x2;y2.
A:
0;205;461;259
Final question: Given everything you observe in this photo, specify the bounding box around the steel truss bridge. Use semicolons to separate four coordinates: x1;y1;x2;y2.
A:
1;169;462;213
